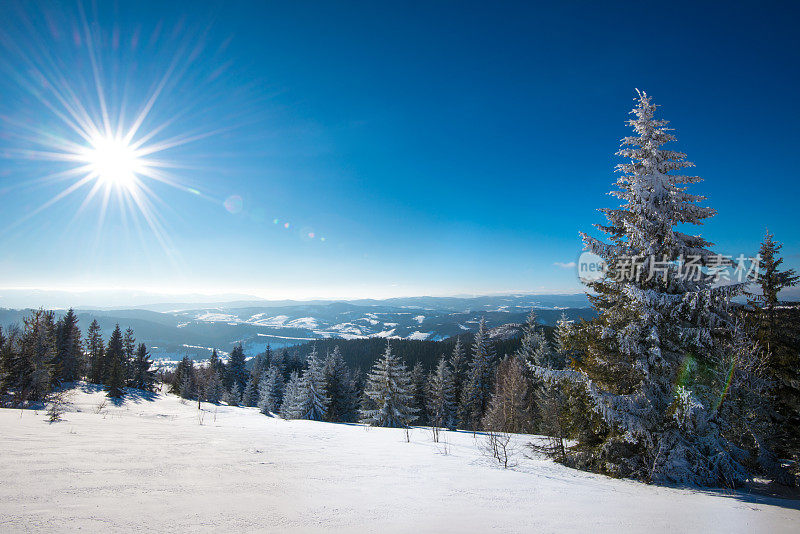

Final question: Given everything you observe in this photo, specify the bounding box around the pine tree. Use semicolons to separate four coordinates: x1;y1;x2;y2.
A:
170;356;196;399
205;370;225;404
280;370;304;419
226;344;248;396
54;308;82;382
427;356;456;429
122;327;136;384
130;343;157;392
104;325;124;386
410;361;428;425
483;355;532;433
258;365;284;415
516;310;551;427
532;91;770;486
105;354;126;399
242;374;259;407
262;344;273;367
179;357;197;400
0;326;9;398
299;346;329;421
86;319;104;384
209;348;226;378
8;310;57;404
449;336;467;427
748;231;800;464
228;382;242;406
271;348;285;375
323;346;357;422
531;319;574;462
461;318;495;429
360;342;417;428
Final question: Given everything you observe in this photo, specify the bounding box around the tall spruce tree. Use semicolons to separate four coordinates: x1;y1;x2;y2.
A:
449;337;467;427
9;310;57;404
323;346;357;422
209;348;225;377
242;375;259;407
299;346;329;421
280;370;304;419
104;325;124;385
54;308;82;382
427;356;456;429
461;318;495;429
258;365;284;415
105;354;126;398
532;91;771;486
205;369;225;404
748;231;800;465
517;310;551;427
86;319;104;384
226;344;248;395
130;343;157;392
410;361;428;425
173;356;197;399
360;342;417;428
122;327;136;384
483;355;532;433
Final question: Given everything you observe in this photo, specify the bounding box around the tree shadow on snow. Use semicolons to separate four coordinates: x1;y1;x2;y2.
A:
123;387;158;404
691;484;800;511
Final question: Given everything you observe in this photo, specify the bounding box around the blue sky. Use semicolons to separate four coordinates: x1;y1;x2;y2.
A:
0;1;798;300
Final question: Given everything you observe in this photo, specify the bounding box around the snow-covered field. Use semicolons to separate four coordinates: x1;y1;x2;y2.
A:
1;385;798;533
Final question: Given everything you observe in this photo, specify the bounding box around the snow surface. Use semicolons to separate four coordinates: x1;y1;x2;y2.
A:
0;384;798;533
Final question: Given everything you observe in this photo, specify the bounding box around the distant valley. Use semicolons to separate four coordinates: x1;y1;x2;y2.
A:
0;294;593;363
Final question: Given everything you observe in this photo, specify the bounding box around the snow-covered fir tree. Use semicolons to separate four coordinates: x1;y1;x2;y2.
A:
258;365;284;415
225;344;248;396
298;346;329;421
104;325;125;385
242;375;259;407
178;357;197;400
10;310;56;404
323;346;357;422
280;370;305;419
747;231;800;470
360;342;417;428
460;318;495;429
517;311;551;368
205;369;225;404
516;310;552;427
483;354;532;433
226;382;242;406
86;319;104;384
104;325;126;398
531;91;772;486
448;336;467;426
122;327;136;383
54;308;82;382
130;343;156;392
410;361;428;425
426;356;456;429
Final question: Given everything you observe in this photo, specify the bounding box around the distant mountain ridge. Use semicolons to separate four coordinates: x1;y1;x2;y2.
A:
0;294;593;362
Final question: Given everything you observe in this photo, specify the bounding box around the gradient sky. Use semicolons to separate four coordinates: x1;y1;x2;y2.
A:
0;1;798;300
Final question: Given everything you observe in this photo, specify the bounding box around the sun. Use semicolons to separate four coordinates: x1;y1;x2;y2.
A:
81;135;144;190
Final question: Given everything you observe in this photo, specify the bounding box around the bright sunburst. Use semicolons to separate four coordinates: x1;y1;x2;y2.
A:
0;6;224;260
81;135;145;190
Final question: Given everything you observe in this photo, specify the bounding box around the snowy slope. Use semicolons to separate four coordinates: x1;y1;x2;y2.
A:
0;384;797;533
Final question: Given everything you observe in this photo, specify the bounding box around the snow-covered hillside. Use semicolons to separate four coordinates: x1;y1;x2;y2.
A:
1;385;797;533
